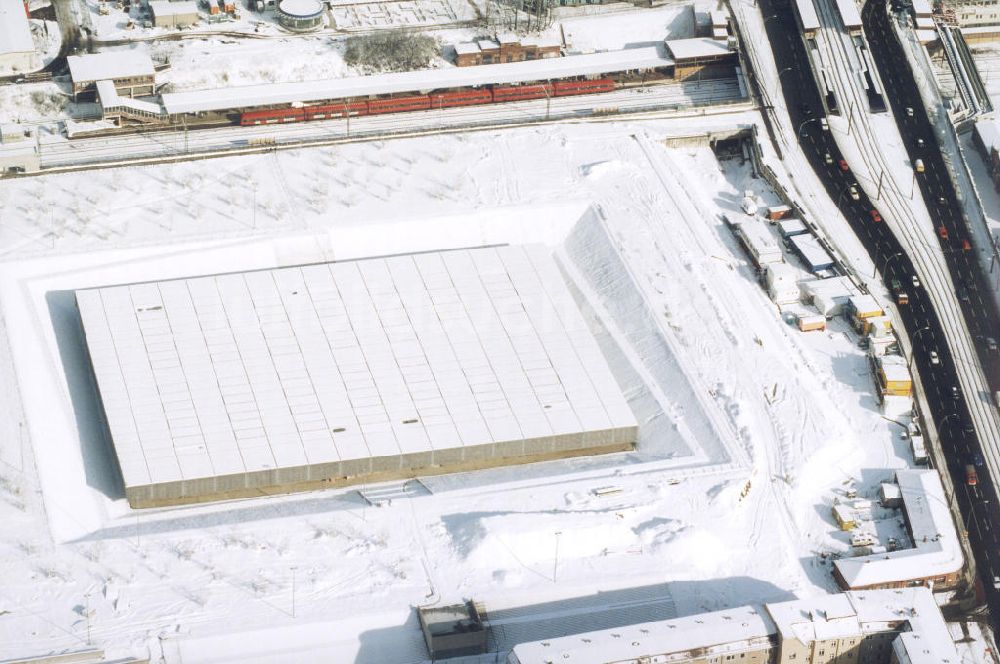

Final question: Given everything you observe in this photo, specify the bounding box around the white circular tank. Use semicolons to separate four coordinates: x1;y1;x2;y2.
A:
277;0;324;32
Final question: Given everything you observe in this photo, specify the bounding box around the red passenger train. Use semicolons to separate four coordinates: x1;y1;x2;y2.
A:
240;78;617;126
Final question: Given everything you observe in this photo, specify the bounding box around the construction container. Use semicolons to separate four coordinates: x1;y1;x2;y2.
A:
797;314;826;332
766;204;793;221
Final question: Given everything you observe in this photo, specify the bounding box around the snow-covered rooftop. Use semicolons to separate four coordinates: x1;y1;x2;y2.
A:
0;0;33;57
974;117;1000;154
76;245;637;504
663;38;733;61
794;0;820;31
879;355;911;383
833;470;962;589
789;233;835;271
511;589;958;663
510;604;777;663
834;0;862;29
148;0;199;17
161;46;675;115
911;0;931;17
454;42;481;55
67;51;155;85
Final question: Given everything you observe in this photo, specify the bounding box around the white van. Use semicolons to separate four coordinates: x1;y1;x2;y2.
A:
914;159;925;173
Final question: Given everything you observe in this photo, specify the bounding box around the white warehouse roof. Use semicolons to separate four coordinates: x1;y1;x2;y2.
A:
0;0;34;57
76;245;637;507
161;46;675;115
67;51;155;85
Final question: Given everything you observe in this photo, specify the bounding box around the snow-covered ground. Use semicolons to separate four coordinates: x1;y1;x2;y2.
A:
0;114;923;661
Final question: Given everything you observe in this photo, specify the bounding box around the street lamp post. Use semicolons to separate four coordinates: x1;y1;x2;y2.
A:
936;412;961;437
907;326;931;368
872;251;903;279
553;531;562;583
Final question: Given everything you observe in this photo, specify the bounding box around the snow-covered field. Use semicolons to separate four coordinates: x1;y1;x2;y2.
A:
0;115;923;661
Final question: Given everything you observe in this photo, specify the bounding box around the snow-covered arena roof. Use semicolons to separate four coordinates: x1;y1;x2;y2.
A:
76;245;637;507
160;46;675;115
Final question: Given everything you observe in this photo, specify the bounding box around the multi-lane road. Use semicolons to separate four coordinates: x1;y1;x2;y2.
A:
757;0;1000;612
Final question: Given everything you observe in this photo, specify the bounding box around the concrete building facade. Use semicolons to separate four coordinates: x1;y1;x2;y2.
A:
508;588;959;664
833;470;964;591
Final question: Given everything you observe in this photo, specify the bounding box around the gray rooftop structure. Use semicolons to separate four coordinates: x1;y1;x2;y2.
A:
76;245;637;508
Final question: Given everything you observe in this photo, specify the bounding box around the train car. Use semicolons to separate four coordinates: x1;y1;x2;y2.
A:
368;95;432;115
240;107;306;125
428;89;494;109
492;83;555;102
303;101;368;120
551;78;615;96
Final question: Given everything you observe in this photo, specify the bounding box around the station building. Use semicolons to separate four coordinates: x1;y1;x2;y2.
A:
453;36;562;67
664;37;737;80
76;245;637;508
67;51;156;101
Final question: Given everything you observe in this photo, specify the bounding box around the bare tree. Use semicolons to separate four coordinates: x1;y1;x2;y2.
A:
344;30;440;73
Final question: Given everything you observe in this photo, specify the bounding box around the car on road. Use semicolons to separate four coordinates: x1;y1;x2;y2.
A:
824;152;833;165
957;287;970;303
962;238;972;251
987;337;998;352
838;159;849;172
911;275;920;288
938;225;949;240
906;106;914;117
967;464;979;486
972;452;984;467
849;185;860;200
914;158;924;173
916;138;925;148
929;350;939;365
869;209;882;222
952;385;960;400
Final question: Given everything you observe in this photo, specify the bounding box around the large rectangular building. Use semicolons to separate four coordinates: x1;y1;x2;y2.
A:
0;0;35;73
76;245;637;508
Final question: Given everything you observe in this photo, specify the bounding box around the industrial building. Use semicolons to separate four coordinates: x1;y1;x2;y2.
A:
148;1;200;27
833;470;964;591
508;587;959;663
418;602;487;659
67;51;156;101
276;0;324;31
453;36;562;67
0;0;35;73
76;245;637;508
949;0;1000;26
0;123;39;174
